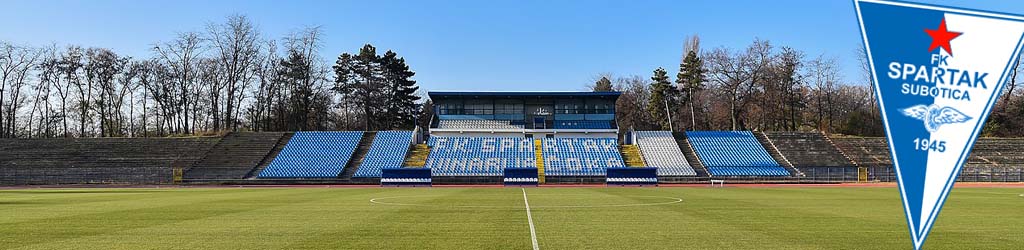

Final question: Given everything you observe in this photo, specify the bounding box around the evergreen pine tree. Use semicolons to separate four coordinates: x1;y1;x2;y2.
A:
379;50;420;129
593;77;613;92
676;50;705;130
648;67;676;130
334;44;421;130
333;44;382;130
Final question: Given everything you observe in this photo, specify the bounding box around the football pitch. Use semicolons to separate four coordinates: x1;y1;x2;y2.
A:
1;186;1022;250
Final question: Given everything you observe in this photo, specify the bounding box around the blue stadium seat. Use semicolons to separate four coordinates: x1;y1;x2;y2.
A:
437;120;525;130
542;138;624;176
425;137;536;176
553;120;614;129
354;131;415;178
257;131;364;178
686;131;790;176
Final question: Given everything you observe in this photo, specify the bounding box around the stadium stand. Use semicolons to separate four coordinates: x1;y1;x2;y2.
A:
244;133;293;178
184;132;285;180
634;131;697;176
354;131;415;177
673;132;710;177
956;138;1024;182
437;119;525;130
542;138;625;176
829;137;892;167
425;137;536;176
257;131;364;178
765;131;854;180
338;132;376;179
765;132;854;167
686;131;790;176
553;120;614;129
829;136;1024;182
0;137;218;184
752;131;803;177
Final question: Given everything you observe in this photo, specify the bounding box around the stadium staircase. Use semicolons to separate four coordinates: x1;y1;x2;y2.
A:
403;144;430;167
820;131;859;168
754;131;803;177
535;139;545;184
829;137;892;167
244;133;293;179
338;131;377;179
620;144;646;167
184;132;285;180
672;132;709;177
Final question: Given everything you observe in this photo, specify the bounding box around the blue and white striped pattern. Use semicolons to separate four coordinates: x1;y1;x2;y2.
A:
635;131;696;176
542;138;624;176
257;131;364;178
686;131;789;176
425;137;536;176
354;131;415;177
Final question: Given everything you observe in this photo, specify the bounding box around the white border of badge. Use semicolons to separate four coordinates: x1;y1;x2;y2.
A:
854;0;1024;249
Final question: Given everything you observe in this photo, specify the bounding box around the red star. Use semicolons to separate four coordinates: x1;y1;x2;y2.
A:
925;19;962;55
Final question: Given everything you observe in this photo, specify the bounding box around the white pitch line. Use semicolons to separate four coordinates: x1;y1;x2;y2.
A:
522;188;540;250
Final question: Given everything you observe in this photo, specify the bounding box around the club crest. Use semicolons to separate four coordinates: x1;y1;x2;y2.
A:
855;0;1024;249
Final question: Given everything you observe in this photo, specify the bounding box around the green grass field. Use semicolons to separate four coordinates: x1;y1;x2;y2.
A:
1;187;1022;249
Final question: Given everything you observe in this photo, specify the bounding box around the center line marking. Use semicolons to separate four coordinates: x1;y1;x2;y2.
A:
522;188;540;250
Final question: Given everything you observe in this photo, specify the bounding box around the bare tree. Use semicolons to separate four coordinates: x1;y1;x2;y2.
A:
0;42;42;137
207;15;261;131
806;55;841;133
153;31;204;134
704;39;773;130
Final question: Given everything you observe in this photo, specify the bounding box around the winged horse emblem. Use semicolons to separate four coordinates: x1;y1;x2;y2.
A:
901;104;972;133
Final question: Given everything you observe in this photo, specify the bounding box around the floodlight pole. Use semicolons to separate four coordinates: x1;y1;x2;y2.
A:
664;98;674;132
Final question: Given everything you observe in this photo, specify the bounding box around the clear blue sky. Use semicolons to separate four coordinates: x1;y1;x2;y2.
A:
2;0;1022;92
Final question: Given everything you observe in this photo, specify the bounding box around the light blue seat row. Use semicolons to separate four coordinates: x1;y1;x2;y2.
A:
542;138;624;176
258;131;364;178
425;137;536;176
686;131;789;176
354;131;415;178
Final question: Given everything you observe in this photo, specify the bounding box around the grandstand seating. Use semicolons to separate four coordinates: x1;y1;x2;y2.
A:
354;131;414;177
425;137;536;176
553;120;614;129
765;132;855;180
829;137;892;167
257;131;364;178
184;132;285;180
437;119;525;130
542;138;625;176
0;137;218;184
634;131;696;176
764;132;853;168
686;131;789;176
961;139;1024;182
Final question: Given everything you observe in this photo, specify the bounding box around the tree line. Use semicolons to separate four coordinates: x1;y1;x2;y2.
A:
601;35;1024;137
4;19;1024;138
0;15;421;138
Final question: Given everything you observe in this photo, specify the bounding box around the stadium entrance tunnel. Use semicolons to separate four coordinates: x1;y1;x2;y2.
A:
369;194;683;209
